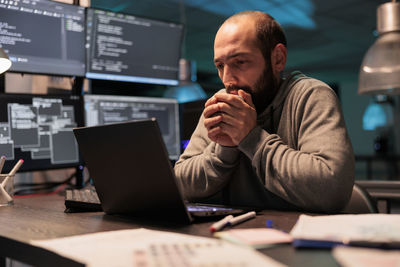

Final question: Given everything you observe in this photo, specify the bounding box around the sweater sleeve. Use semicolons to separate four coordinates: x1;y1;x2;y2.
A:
174;114;241;201
239;84;355;213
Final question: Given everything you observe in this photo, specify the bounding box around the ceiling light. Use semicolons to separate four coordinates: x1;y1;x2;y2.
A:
164;59;207;103
358;1;400;95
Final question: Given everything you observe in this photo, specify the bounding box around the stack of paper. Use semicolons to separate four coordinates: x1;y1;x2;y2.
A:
333;246;400;267
290;214;400;248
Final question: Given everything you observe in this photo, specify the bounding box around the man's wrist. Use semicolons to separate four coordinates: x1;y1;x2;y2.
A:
215;144;240;163
238;126;267;159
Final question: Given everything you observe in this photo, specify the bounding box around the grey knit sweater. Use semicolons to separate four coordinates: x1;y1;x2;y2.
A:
174;71;355;213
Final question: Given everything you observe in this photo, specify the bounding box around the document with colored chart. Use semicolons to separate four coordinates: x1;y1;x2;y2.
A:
31;228;286;267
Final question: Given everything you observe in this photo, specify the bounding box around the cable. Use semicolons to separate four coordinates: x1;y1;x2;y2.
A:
14;183;68;198
14;171;77;196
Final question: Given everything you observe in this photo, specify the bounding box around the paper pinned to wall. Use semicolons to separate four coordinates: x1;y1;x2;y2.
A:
31;228;286;267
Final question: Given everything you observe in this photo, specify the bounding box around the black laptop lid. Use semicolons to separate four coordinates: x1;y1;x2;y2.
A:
73;119;192;223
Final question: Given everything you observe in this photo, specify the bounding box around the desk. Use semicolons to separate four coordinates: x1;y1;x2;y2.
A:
0;195;338;267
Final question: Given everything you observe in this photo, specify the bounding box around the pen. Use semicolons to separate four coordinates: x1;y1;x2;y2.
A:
227;211;256;226
1;159;24;187
0;156;5;174
266;219;287;232
210;215;234;232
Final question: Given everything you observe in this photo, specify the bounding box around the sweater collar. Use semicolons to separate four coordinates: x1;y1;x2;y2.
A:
257;71;306;120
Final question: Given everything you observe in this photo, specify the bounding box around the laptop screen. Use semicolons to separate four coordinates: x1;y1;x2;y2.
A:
83;94;181;160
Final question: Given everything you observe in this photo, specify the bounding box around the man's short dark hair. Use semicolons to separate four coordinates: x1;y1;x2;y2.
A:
227;11;287;63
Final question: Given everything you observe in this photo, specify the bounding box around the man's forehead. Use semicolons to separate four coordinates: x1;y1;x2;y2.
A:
214;51;253;63
218;19;256;38
214;20;260;61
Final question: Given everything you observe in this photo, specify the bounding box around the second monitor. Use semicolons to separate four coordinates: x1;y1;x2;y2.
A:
83;94;180;160
0;93;83;173
85;8;183;86
0;0;86;77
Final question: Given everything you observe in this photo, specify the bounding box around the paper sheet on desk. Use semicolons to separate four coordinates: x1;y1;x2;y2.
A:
215;228;293;249
290;214;400;245
333;246;400;267
31;228;286;267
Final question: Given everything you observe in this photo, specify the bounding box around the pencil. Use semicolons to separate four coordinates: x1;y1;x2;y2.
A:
0;156;5;174
1;159;24;187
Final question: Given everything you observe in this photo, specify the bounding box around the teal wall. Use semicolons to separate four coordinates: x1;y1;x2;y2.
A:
306;70;400;181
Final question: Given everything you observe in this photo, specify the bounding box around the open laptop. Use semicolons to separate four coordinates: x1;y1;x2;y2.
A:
73;119;251;223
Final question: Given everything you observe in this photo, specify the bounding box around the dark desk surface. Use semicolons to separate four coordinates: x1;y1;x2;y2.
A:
0;194;339;267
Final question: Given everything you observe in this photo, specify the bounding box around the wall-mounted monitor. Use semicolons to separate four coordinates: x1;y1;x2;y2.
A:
0;93;84;172
83;94;180;160
0;0;86;76
85;8;183;86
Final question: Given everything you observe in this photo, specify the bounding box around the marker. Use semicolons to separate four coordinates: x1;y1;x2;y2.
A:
210;215;234;232
1;159;24;187
227;211;256;226
0;156;5;174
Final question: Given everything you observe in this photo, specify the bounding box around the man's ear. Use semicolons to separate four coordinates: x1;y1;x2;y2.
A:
271;43;287;74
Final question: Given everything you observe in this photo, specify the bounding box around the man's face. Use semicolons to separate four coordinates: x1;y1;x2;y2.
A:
214;19;278;112
248;61;277;113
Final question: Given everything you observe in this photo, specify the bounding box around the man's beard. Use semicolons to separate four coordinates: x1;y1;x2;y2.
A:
226;65;278;114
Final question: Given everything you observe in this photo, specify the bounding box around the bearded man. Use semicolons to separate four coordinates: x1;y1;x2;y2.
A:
174;11;354;213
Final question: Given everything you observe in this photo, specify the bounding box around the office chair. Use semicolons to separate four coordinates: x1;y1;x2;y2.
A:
342;183;378;214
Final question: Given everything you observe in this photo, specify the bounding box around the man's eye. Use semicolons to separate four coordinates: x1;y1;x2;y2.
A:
216;64;224;70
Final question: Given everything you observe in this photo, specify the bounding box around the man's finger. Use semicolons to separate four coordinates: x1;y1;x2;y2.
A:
213;93;244;108
217;112;239;128
203;104;221;118
204;116;222;130
238;89;255;107
204;95;217;108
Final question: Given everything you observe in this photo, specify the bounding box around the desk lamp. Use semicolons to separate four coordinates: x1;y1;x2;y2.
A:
358;1;400;95
164;58;207;103
358;1;400;156
0;48;12;74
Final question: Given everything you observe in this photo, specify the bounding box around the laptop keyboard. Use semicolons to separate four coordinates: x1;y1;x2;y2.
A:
64;188;102;212
186;204;234;212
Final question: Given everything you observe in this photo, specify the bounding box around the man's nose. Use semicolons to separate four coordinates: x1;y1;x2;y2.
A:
222;66;238;86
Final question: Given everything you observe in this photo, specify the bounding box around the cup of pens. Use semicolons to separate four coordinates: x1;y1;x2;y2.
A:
0;173;15;206
0;156;24;206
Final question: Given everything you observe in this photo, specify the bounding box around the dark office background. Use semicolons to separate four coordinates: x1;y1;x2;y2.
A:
88;0;399;181
3;0;399;182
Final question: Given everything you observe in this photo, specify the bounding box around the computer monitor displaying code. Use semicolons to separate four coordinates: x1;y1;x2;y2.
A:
85;8;183;86
83;94;180;160
0;0;86;76
0;94;84;172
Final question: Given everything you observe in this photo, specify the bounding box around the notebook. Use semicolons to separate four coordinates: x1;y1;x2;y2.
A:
73;119;251;223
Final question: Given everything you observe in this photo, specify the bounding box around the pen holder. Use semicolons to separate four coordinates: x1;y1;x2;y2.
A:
0;174;14;206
